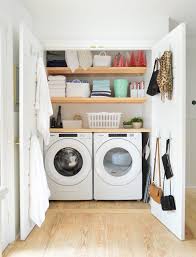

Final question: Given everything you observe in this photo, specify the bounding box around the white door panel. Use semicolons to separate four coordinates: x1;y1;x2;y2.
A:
187;42;196;187
151;23;186;240
19;24;42;240
188;120;196;185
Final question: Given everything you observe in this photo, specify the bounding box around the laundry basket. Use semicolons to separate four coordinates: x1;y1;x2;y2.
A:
66;80;90;97
87;112;122;128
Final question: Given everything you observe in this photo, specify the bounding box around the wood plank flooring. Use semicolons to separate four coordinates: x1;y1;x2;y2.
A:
3;189;196;257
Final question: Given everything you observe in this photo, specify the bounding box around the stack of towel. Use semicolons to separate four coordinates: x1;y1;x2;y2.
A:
91;80;111;97
48;75;66;97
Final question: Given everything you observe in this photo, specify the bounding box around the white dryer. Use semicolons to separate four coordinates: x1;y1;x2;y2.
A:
44;133;92;200
94;133;142;200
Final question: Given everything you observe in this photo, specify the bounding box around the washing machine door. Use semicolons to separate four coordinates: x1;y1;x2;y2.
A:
45;139;91;186
95;139;141;186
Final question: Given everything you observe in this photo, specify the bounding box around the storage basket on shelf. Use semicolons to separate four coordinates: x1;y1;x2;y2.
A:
93;52;112;67
87;112;122;128
66;80;90;97
62;120;82;129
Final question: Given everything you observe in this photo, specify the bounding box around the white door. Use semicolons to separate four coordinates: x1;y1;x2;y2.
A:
151;23;186;240
0;23;15;249
186;39;196;187
19;23;43;240
0;23;9;252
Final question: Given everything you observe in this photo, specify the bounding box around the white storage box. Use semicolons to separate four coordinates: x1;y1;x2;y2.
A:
62;120;82;129
66;80;90;97
87;112;122;128
49;88;65;97
93;52;112;67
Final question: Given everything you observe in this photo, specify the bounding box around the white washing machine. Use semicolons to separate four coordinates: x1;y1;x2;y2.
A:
94;133;142;200
44;133;92;200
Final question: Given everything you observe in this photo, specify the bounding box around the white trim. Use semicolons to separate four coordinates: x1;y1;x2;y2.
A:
0;23;16;247
42;40;155;51
186;186;196;189
0;187;8;200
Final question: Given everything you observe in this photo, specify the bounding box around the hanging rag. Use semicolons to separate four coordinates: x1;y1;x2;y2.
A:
157;51;173;101
65;50;79;72
35;57;53;145
29;135;50;227
78;50;93;69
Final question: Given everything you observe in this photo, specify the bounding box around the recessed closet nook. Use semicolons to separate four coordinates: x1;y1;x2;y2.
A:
19;22;186;243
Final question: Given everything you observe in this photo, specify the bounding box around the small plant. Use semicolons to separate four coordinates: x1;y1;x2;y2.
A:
123;119;132;125
131;117;143;123
131;117;143;129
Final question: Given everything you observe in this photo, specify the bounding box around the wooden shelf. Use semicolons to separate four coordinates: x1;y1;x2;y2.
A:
50;128;151;133
47;67;146;75
51;97;147;104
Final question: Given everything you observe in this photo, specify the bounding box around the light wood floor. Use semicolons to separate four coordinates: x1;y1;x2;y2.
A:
3;189;196;257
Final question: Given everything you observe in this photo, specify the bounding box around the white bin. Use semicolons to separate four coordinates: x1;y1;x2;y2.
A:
66;80;90;97
62;120;82;129
87;112;122;128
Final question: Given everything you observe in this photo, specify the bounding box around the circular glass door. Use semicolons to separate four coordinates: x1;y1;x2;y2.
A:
95;139;141;186
45;138;91;186
103;147;132;177
54;147;83;177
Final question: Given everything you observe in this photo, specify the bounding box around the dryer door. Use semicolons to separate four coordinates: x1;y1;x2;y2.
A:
95;139;141;186
45;139;91;186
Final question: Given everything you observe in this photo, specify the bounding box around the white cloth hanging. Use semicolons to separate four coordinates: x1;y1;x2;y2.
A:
65;50;79;72
35;57;53;145
29;135;50;227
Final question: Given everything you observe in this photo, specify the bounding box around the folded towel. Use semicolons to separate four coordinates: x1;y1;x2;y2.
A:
93;87;110;91
93;80;110;85
48;75;66;81
91;90;111;93
91;93;111;96
91;94;111;97
91;95;111;98
48;81;66;87
47;60;66;67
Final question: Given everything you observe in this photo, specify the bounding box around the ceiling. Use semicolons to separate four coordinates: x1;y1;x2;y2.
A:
20;0;196;37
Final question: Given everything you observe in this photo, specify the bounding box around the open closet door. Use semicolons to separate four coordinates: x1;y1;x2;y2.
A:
151;23;186;240
19;23;43;240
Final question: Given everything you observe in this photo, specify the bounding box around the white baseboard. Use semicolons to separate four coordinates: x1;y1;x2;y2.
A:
186;186;196;189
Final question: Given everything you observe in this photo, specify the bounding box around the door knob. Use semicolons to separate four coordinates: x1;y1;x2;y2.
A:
192;100;196;105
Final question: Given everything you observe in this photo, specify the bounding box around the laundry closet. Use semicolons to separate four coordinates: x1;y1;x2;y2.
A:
19;23;186;242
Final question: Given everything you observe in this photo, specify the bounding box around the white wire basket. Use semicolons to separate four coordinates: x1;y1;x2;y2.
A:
87;112;122;128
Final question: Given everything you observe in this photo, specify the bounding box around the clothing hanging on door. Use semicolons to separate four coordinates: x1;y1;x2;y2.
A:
157;51;173;101
35;57;53;145
29;135;50;227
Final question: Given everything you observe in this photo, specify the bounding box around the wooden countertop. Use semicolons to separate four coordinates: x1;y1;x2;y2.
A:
50;128;151;133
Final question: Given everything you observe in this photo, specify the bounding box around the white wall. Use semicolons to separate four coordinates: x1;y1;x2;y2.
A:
27;0;169;48
0;0;32;240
